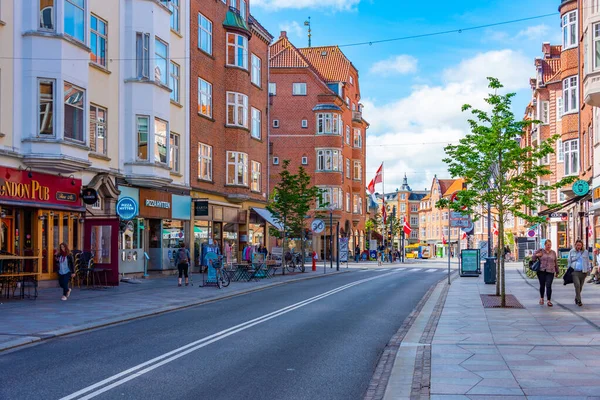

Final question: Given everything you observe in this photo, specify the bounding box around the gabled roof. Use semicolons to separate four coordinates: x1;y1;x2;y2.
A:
542;58;561;84
442;179;465;197
269;35;329;84
438;179;455;195
298;46;353;83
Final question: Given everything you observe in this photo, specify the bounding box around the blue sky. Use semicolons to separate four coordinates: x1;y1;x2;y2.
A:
251;0;562;192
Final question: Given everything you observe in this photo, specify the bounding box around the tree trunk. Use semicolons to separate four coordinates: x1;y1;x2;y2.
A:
498;213;506;307
282;216;286;275
496;222;500;297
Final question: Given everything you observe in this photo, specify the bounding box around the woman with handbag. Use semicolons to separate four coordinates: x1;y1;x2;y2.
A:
567;239;592;306
531;240;558;307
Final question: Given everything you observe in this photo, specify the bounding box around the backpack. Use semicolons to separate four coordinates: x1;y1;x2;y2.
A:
178;248;188;264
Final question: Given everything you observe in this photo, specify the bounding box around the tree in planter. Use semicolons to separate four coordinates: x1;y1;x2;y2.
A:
437;78;575;307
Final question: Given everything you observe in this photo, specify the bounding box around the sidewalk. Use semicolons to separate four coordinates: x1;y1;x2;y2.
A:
383;262;600;399
0;267;350;352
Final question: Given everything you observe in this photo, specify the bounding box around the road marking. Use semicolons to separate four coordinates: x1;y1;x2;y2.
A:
377;268;389;272
60;270;402;400
426;269;437;273
409;268;421;272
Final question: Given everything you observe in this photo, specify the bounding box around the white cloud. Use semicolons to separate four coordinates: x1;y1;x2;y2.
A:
364;50;532;192
369;55;418;76
515;24;551;41
486;24;558;44
279;21;304;38
252;0;360;11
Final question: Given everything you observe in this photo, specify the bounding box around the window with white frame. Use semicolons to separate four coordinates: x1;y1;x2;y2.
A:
90;15;107;67
595;23;600;70
240;0;247;19
90;105;107;155
317;149;343;172
251;107;261;139
226;33;248;69
154;118;168;164
564;139;579;176
226;92;248;127
557;97;563;121
273;157;279;165
557;139;564;162
316;113;341;135
293;83;307;95
353;128;362;148
169;61;180;103
39;0;55;30
268;83;276;95
349;76;354;85
411;216;418;226
346;158;350;178
136;32;150;78
64;82;84;142
319;188;342;209
227;151;248;186
301;119;308;128
345;96;350;106
169;0;180;32
401;203;406;212
401;193;406;200
411;204;418;212
38;79;55;136
541;181;551;203
198;78;212;118
251;54;261;86
345;125;350;144
346;192;350;212
273;120;279;128
352;194;363;214
198;143;212;181
137;115;150;160
155;38;168;85
251;161;261;192
541;101;549;124
198;13;213;54
65;0;85;42
557;189;567;202
562;11;577;50
302;156;308;165
92;197;102;210
563;76;578;114
353;160;362;180
170;133;180;173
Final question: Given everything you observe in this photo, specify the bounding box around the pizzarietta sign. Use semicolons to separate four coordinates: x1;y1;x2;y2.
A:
145;199;171;209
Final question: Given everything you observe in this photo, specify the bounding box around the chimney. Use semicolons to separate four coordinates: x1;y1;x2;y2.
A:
542;42;551;58
280;31;287;39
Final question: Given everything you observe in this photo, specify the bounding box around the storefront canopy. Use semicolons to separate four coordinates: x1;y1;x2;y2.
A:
252;207;284;231
538;194;588;216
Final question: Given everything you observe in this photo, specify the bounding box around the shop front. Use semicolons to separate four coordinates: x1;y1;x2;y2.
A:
0;166;85;281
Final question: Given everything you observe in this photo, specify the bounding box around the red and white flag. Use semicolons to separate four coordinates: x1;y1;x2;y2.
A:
381;203;387;224
403;216;412;236
367;179;376;195
461;231;467;240
442;235;447;245
492;222;499;236
372;163;383;185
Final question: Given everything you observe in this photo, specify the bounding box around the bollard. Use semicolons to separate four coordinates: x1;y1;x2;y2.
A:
312;251;317;271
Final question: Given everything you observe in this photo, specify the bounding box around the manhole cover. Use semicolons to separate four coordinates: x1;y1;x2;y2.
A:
480;294;524;309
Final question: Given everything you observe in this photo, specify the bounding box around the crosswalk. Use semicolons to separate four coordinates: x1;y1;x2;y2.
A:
355;267;443;273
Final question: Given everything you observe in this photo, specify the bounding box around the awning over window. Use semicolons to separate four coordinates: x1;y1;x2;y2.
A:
252;207;284;231
538;194;588;216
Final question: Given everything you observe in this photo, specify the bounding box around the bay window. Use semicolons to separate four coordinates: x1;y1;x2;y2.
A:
595;23;600;70
64;82;84;142
155;38;168;85
563;76;578;114
154;118;168;164
226;33;248;69
564;139;579;176
65;0;85;42
226;92;248;127
353;128;362;148
227;151;248;186
317;187;343;209
137;115;150;160
136;32;150;78
317;149;343;172
316;113;341;135
353;194;362;214
38;79;55;136
562;11;577;50
251;161;261;192
39;0;55;30
353;160;362;180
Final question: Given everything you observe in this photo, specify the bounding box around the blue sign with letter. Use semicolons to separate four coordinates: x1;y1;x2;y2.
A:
116;197;138;220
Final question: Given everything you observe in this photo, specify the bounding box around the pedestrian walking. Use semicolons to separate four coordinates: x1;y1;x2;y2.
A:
355;245;360;263
175;243;191;287
377;250;382;266
567;239;592;307
531;240;559;307
55;243;75;301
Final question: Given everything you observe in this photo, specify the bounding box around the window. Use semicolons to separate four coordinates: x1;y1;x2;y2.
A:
64;82;84;142
198;78;212;117
317;149;343;172
136;32;150;78
92;197;102;210
346;125;350;144
411;217;418;226
154;118;168;164
251;108;261;139
318;187;343;209
155;38;168;85
273;157;279;165
345;96;350;106
541;181;551;203
226;92;248;127
227;151;248;186
268;83;276;95
316;113;341;135
353;128;362;148
351;103;356;111
169;0;180;32
240;0;246;19
401;193;406;200
90;105;107;155
353;194;362;214
557;189;567;203
541;101;549;124
273;120;279;128
564;139;579;176
346;158;350;178
562;11;577;50
557;138;564;161
90;15;107;67
198;13;213;54
293;83;307;95
302;156;308;165
39;0;55;30
170;133;180;173
594;23;600;70
137;116;150;160
411;204;418;212
346;193;350;212
198;143;212;181
169;61;180;103
353;161;362;180
251;161;261;192
251;54;261;86
401;203;406;212
563;76;578;114
227;33;248;69
557;97;563;121
65;0;85;42
38;79;55;136
349;76;354;85
301;119;308;128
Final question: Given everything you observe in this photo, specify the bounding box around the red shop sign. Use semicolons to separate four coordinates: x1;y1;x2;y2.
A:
0;166;83;208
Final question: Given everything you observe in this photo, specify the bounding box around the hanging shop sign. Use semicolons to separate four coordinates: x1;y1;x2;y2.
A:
194;200;209;217
572;180;590;196
81;188;99;205
116;197;138;221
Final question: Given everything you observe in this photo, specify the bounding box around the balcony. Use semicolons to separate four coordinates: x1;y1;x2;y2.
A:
123;161;173;188
352;111;362;123
584;70;600;107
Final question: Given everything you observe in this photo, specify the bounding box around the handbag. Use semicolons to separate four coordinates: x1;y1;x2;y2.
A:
564;267;574;285
529;259;540;272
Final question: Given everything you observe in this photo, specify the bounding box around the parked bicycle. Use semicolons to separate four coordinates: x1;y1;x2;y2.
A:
284;251;305;273
209;255;230;289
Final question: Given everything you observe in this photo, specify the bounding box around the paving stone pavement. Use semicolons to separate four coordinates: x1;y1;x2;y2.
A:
429;262;600;399
0;268;350;351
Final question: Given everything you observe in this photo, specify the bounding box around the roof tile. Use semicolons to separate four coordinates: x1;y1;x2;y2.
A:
298;46;352;83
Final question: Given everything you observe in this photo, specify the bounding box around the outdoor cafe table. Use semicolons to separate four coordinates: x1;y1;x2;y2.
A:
0;255;42;299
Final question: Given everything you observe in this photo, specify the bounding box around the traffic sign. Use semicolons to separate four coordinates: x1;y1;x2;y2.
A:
311;219;325;233
573;180;590;196
527;229;536;238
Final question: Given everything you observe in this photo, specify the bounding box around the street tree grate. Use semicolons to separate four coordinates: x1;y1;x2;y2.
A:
480;294;524;309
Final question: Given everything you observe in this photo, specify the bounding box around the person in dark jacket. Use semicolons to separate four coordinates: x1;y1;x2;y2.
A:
55;243;75;301
174;243;191;287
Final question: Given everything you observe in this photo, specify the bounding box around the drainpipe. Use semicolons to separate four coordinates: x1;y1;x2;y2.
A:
578;0;582;247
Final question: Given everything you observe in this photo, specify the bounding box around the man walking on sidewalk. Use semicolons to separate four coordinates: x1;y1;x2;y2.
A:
175;243;191;287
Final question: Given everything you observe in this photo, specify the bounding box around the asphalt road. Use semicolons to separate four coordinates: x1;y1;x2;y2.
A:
0;266;445;400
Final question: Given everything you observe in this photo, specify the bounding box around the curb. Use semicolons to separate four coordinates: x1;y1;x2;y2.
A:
0;269;352;353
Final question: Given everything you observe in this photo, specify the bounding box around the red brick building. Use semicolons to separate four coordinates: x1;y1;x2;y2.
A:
268;32;369;257
190;0;273;262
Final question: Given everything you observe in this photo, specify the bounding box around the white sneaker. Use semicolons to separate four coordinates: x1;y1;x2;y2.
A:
66;289;71;298
61;296;67;301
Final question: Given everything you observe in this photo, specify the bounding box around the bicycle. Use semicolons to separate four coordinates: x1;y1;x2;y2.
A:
284;251;305;273
209;256;230;289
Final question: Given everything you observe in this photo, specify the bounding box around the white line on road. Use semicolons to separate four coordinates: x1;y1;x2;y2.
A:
60;270;403;400
409;268;421;272
377;269;389;272
425;269;437;273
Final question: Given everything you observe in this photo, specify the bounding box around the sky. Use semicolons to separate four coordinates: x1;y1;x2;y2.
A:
250;0;562;194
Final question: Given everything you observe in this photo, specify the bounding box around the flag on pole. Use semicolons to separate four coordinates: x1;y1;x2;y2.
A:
587;216;593;238
442;235;447;245
403;215;412;236
461;231;467;240
381;203;387;224
492;222;499;236
373;163;383;185
366;181;377;204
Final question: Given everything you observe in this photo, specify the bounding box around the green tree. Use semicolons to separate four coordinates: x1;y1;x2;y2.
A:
437;78;575;307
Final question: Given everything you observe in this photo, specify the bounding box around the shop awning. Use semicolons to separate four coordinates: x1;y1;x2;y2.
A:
538;194;588;216
252;207;284;231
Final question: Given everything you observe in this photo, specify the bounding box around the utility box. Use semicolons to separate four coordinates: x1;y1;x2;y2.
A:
484;257;497;284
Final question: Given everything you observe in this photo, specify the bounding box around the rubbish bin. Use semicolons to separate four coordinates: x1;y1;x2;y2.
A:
484;257;497;284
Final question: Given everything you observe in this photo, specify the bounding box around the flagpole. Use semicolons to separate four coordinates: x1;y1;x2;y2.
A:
382;162;386;256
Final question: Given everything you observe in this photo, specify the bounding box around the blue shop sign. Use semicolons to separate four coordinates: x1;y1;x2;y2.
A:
117;197;138;220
